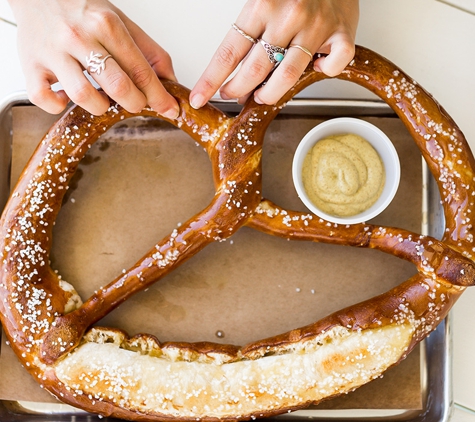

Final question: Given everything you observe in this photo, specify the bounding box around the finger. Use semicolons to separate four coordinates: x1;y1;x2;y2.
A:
117;9;177;83
253;45;312;105
220;35;289;102
136;37;177;83
25;68;71;115
93;20;179;119
81;48;150;114
313;37;355;77
101;50;178;119
55;56;111;116
189;25;259;109
114;48;179;119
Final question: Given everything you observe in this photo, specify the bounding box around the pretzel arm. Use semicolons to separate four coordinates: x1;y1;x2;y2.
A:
272;46;475;255
242;270;463;364
2;46;475;421
39;202;216;364
247;199;475;287
163;81;233;153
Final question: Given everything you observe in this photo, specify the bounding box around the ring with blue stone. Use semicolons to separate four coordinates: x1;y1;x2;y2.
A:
259;39;287;65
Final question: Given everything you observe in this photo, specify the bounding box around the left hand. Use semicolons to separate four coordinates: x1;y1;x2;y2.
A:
189;0;359;109
8;0;179;118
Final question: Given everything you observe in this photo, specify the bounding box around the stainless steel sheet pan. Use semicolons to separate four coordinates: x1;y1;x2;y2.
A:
0;93;450;422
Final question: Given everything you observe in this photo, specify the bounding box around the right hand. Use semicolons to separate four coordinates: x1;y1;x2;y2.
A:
190;0;359;109
8;0;180;118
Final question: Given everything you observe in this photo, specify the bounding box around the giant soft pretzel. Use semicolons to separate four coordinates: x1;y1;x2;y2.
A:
1;46;475;420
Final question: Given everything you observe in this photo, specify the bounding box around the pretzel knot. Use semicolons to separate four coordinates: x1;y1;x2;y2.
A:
1;46;475;420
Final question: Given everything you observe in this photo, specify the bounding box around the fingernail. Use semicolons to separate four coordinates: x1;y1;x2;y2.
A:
220;91;231;100
162;106;180;120
190;93;205;109
254;95;264;105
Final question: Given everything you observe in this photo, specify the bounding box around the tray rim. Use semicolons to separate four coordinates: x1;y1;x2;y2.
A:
0;92;451;422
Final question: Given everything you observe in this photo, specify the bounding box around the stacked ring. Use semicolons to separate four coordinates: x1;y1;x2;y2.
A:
231;23;257;44
259;39;287;65
289;44;313;60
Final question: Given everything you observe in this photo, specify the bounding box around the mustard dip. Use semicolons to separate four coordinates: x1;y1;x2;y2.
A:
302;133;385;217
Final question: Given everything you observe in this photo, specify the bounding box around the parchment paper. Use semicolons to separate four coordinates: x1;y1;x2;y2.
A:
0;105;424;411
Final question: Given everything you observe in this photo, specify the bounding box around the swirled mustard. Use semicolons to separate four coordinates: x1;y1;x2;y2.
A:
302;133;385;217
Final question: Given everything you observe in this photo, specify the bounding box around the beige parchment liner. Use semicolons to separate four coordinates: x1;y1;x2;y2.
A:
0;105;423;411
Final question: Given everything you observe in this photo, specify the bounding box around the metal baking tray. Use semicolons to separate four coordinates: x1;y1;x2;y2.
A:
0;92;450;421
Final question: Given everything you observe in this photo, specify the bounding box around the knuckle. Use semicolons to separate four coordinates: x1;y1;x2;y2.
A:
321;42;356;77
159;51;173;68
220;81;241;100
246;60;268;80
284;0;306;17
26;74;68;114
68;81;94;105
90;9;120;35
338;42;356;62
151;51;174;74
149;95;173;114
279;62;302;83
215;42;241;70
27;88;47;109
129;64;154;89
105;72;131;98
200;76;219;93
60;23;86;49
249;0;272;13
58;10;121;49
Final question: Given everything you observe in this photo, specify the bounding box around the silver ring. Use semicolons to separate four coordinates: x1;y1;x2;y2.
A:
289;44;313;59
231;23;257;44
259;39;287;65
86;51;112;75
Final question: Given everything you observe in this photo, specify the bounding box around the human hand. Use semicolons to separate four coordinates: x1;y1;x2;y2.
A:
8;0;180;118
190;0;359;108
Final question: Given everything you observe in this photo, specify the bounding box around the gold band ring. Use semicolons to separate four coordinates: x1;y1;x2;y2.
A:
289;44;313;59
231;23;257;44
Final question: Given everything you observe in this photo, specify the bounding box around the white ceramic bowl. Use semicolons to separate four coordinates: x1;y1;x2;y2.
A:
292;117;400;225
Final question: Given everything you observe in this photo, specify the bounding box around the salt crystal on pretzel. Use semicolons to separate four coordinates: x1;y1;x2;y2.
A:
1;46;475;421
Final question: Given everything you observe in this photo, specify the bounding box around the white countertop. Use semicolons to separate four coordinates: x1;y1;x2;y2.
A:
2;0;475;420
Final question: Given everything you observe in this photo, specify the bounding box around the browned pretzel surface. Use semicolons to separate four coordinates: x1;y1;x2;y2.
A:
1;46;475;421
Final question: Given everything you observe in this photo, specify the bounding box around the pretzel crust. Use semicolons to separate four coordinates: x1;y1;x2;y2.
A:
1;46;474;420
